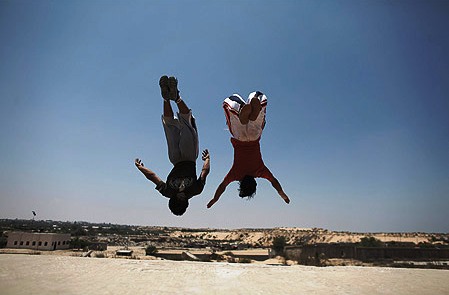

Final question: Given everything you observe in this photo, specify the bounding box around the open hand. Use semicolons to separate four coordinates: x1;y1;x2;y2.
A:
202;149;210;161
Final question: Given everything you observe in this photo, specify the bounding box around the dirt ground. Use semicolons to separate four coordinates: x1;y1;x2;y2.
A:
1;254;449;295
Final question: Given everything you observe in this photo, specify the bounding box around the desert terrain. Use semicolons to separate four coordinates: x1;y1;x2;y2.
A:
1;254;449;295
1;220;449;294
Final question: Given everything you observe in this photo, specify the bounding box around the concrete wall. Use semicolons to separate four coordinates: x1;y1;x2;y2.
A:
6;232;71;251
154;251;269;262
285;244;449;264
356;247;449;261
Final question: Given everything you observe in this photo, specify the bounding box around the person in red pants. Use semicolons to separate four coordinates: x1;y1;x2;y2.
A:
207;91;289;208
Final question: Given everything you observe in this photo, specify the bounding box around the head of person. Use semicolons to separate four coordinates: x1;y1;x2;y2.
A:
168;192;189;216
238;175;257;199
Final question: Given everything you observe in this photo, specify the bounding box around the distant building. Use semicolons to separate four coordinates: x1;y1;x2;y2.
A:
6;232;71;251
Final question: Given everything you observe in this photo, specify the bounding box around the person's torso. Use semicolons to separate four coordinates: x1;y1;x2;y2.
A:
230;138;266;177
166;161;202;196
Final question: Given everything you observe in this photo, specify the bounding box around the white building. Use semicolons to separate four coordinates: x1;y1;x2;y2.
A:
6;232;71;251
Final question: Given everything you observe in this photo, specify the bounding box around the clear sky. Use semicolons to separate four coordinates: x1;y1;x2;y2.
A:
1;0;448;232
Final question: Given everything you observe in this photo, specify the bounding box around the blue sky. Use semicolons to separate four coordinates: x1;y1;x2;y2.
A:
1;0;448;232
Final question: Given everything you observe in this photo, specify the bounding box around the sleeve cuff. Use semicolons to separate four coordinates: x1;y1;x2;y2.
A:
155;181;165;192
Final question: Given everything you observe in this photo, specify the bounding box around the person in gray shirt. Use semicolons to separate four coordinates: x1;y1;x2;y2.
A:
135;75;210;216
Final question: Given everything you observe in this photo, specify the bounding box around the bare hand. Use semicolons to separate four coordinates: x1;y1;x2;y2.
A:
207;198;217;208
280;192;290;204
202;149;210;161
135;158;144;168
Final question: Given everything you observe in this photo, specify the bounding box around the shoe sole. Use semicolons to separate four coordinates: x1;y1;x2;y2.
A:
168;76;179;101
159;76;169;100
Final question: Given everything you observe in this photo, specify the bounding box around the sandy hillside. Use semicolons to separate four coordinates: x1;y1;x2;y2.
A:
1;254;448;295
167;228;438;247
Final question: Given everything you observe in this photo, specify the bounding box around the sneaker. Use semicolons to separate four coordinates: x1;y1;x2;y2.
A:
168;76;180;101
159;75;169;100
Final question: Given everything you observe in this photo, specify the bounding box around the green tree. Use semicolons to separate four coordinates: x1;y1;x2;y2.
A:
70;237;90;250
145;245;158;256
71;224;87;236
0;237;7;248
358;236;383;247
272;236;287;254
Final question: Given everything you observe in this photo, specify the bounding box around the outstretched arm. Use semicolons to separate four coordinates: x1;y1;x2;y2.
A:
200;149;210;182
207;181;228;208
270;177;290;204
134;158;162;185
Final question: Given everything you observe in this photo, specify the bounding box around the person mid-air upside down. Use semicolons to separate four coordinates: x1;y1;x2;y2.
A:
207;91;290;208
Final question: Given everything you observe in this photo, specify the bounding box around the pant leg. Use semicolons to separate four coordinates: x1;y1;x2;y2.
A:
177;110;199;162
223;94;250;141
246;92;268;141
162;115;183;165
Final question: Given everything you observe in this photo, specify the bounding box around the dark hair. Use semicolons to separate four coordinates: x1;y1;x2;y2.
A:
238;175;257;199
168;195;189;216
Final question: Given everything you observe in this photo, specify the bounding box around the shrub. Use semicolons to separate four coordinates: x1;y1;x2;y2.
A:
238;258;252;263
70;237;90;250
272;236;287;254
358;236;383;247
0;237;7;248
209;252;225;261
94;252;106;258
145;245;158;256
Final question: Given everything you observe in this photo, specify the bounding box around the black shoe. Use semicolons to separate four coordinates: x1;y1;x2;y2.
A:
159;75;169;100
168;76;180;101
